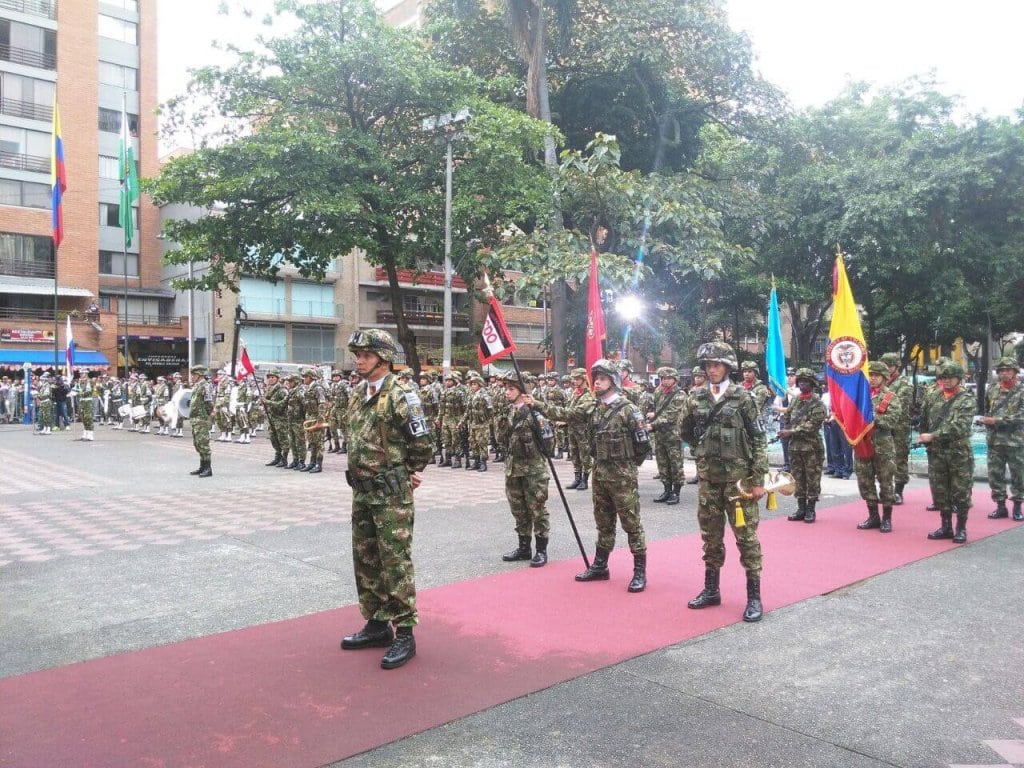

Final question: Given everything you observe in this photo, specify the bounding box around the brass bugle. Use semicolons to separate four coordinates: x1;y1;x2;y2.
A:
728;470;796;501
303;418;331;432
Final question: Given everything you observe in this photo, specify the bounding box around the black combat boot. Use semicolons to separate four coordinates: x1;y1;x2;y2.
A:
470;457;481;471
566;471;582;490
439;452;451;467
286;458;299;470
953;509;968;544
880;505;893;533
742;575;763;622
787;498;807;522
341;619;393;650
381;627;416;670
466;455;475;471
575;547;610;581
665;484;681;505
858;502;881;530
493;451;504;463
189;461;204;476
627;552;647;593
301;459;315;472
308;459;323;474
295;460;306;471
803;499;817;523
988;500;1009;519
1014;500;1024;522
451;454;462;469
928;511;954;540
266;453;282;466
197;459;212;478
276;453;290;468
478;458;487;472
687;568;721;609
653;483;672;503
576;472;589;491
893;482;905;505
339;443;347;454
530;536;548;568
502;535;532;562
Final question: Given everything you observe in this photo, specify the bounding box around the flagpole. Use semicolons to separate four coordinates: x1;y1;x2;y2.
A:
121;91;129;378
53;240;58;373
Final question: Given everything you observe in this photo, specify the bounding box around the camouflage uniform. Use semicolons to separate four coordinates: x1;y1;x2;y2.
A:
919;361;977;542
855;361;903;531
679;341;767;622
649;366;687;502
285;375;307;469
188;366;214;477
564;369;595;489
329;373;350;453
36;374;53;432
301;367;329;472
783;369;827;519
263;372;289;466
490;377;511;462
464;372;493;470
984;357;1024;520
439;372;468;467
880;353;915;501
233;381;252;441
739;361;773;412
214;375;232;437
74;374;99;440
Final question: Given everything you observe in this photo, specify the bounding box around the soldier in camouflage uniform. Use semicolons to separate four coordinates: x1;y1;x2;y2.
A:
919;361;977;543
152;376;170;435
73;370;99;441
340;329;432;670
880;352;914;504
301;366;328;473
285;373;307;470
214;373;232;441
328;370;349;454
417;372;439;464
490;374;511;463
233;379;252;443
647;366;687;504
36;372;53;434
781;368;827;524
463;371;493;471
982;357;1024;521
500;371;554;566
534;359;651;593
679;341;767;622
564;368;595;490
690;366;707;391
855;361;903;532
619;360;642;406
263;369;289;467
188;365;214;477
740;361;773;412
439;371;468;468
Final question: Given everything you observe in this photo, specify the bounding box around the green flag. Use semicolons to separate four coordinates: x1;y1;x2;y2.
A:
118;96;139;248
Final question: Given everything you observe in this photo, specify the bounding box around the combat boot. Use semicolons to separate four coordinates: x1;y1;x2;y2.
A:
665;484;681;505
189;461;204;476
575;548;610;581
467;457;478;471
266;453;282;466
953;509;968;544
928;511;954;540
858;502;881;530
451;455;462;469
530;536;548;568
687;568;721;609
566;472;582;490
439;452;451;467
576;472;589;491
988;500;1009;519
803;499;817;523
197;459;213;478
294;460;306;471
880;505;893;533
893;482;905;505
787;498;807;522
301;460;315;472
341;619;393;650
286;459;299;470
1013;499;1024;522
308;459;323;474
502;535;532;562
653;483;672;503
478;458;487;472
493;451;504;463
627;552;647;593
381;627;416;670
742;575;763;622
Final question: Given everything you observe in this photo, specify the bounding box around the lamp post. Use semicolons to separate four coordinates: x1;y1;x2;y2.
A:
22;361;31;426
423;108;470;376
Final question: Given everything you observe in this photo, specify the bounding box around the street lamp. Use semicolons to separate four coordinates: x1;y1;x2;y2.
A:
616;294;643;322
423;108;470;376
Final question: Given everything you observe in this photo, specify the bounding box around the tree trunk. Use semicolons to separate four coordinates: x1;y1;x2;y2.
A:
383;257;420;376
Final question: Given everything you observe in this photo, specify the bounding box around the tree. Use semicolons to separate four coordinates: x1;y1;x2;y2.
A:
149;0;552;372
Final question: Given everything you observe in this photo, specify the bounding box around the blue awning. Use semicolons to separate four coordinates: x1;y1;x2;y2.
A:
0;349;110;368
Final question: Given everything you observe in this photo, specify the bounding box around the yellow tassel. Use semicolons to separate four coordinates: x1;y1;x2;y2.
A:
734;499;746;528
766;491;777;511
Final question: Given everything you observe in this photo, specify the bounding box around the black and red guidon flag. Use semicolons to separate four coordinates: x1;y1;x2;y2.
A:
478;296;518;365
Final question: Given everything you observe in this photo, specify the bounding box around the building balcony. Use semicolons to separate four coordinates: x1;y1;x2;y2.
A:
0;259;54;279
0;150;49;174
372;266;468;291
119;313;185;328
242;298;344;321
376;309;469;328
0;96;52;122
0;0;57;20
0;305;55;321
0;43;56;71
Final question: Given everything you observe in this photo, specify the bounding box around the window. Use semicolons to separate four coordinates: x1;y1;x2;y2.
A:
0;72;54;120
0;20;57;69
98;14;137;44
243;324;287;362
98;296;113;311
508;324;546;344
292;325;335;364
0;125;51;171
98;250;139;277
98;154;137;179
98;61;139;90
0;231;53;277
99;203;138;228
291;281;337;318
0;179;49;209
98;108;139;135
239;276;285;314
100;0;139;11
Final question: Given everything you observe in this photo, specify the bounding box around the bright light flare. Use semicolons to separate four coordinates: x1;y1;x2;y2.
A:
616;294;643;321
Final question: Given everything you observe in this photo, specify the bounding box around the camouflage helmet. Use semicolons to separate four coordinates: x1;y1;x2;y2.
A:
190;365;208;376
691;366;706;377
266;368;282;379
740;360;759;372
618;360;634;373
560;374;570;384
330;369;342;378
656;366;679;380
570;367;588;379
590;358;621;388
501;370;526;391
937;361;965;379
867;361;889;376
794;367;818;386
287;373;302;384
465;371;484;385
300;366;319;379
995;356;1020;371
697;341;738;369
445;369;462;382
347;328;399;362
879;352;901;367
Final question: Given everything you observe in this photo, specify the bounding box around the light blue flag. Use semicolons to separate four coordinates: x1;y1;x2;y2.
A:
766;284;787;397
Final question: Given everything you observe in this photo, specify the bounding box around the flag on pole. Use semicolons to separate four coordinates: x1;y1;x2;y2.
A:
765;278;787;397
584;248;605;384
50;98;66;248
236;345;256;381
64;314;75;379
826;253;873;452
118;94;139;248
478;296;518;365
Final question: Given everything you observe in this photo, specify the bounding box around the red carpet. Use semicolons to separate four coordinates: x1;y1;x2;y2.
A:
2;488;1018;768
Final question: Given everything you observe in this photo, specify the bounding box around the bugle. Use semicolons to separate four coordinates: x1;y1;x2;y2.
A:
303;418;330;432
727;470;796;527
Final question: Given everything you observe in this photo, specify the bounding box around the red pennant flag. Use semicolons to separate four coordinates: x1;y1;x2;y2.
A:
236;346;255;381
478;296;518;365
584;248;605;385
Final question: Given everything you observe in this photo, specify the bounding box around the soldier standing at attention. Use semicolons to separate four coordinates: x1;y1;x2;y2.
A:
74;370;98;442
880;353;914;504
919;361;977;543
188;365;214;478
464;372;493;471
36;371;53;434
263;369;289;467
438;371;467;468
340;330;432;670
532;359;651;593
564;368;595;491
285;373;307;470
740;361;772;412
855;361;903;532
500;371;554;567
780;368;827;524
648;366;687;504
301;366;328;473
679;342;767;622
329;370;350;454
981;357;1024;521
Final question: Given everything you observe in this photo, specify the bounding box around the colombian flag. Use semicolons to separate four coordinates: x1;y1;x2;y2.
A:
826;253;873;450
51;98;66;248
